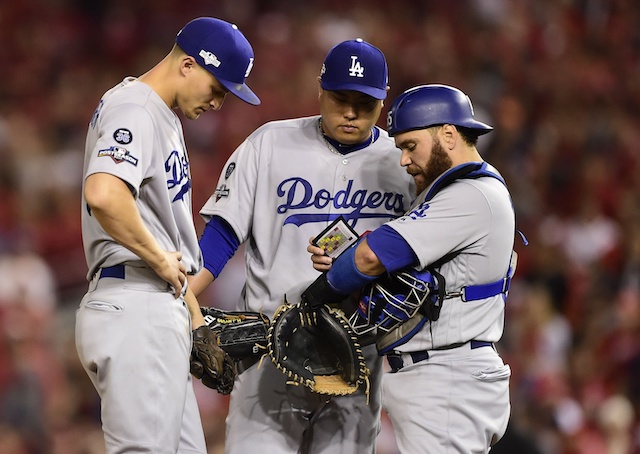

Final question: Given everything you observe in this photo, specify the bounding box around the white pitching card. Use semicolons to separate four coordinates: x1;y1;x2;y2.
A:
312;217;359;259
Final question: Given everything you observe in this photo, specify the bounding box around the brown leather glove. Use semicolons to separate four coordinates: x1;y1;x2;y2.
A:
190;325;236;394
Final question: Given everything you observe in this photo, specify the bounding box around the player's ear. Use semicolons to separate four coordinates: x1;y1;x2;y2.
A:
441;124;457;150
317;77;323;99
180;56;197;76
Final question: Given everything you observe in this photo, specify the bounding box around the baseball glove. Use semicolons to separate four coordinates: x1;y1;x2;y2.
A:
267;300;369;396
190;325;236;395
191;307;270;394
200;307;270;361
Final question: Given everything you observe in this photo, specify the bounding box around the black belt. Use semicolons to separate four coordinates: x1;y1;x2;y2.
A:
99;264;126;279
387;340;493;373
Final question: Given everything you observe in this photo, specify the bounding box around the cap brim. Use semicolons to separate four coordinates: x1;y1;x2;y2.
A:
218;79;261;105
321;81;387;100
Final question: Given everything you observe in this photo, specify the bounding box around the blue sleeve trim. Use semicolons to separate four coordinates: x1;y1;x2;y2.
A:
365;225;418;273
199;216;240;278
326;244;380;294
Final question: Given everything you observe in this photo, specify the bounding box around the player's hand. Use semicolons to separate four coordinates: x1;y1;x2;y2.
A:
151;251;187;298
308;237;333;272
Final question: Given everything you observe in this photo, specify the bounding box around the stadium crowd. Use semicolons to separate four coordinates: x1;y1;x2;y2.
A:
0;0;639;452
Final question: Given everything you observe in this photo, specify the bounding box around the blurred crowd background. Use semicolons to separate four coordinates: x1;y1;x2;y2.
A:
1;0;639;453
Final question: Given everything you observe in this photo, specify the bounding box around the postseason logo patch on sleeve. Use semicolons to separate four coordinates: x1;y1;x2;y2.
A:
214;184;230;202
97;146;139;166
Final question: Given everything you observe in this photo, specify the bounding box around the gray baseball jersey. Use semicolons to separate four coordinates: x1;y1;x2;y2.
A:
201;115;415;317
200;115;415;454
77;77;206;453
379;163;514;452
387;163;515;351
81;77;202;280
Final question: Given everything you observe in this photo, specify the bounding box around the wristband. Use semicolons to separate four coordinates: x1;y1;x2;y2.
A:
326;245;380;294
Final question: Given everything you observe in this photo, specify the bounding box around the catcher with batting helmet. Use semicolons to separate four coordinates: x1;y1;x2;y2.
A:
304;84;520;453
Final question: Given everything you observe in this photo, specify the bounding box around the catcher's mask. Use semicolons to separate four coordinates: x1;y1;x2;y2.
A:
350;269;442;335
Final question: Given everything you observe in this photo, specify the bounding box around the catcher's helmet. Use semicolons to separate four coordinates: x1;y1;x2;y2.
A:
386;84;493;137
350;269;439;335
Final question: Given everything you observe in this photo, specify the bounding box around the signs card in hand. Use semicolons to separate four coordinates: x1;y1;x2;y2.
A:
312;217;359;259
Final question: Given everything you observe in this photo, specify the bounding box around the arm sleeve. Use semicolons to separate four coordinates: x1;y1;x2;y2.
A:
365;225;418;273
199;216;240;278
324;242;380;294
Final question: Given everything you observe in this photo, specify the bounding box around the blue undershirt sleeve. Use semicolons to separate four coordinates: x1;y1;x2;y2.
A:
199;216;240;278
325;243;380;294
364;225;418;274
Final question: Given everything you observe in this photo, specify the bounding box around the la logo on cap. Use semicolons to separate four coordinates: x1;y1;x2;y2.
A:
348;56;364;78
244;58;254;78
319;38;389;100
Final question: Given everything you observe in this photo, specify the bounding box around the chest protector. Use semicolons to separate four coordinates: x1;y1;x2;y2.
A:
349;162;521;355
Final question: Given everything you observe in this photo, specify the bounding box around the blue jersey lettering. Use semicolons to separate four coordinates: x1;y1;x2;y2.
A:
165;150;190;202
276;177;406;227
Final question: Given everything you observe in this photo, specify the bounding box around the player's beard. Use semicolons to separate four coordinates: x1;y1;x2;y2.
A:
414;138;453;195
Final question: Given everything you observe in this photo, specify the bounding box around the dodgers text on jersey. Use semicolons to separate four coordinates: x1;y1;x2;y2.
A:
165;149;191;202
276;178;406;228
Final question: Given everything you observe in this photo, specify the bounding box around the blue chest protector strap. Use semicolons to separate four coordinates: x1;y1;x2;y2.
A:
424;162;525;303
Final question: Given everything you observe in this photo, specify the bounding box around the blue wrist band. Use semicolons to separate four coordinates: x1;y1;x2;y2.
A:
326;245;380;294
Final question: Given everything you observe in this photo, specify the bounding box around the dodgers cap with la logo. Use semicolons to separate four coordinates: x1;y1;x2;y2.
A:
320;38;389;100
176;17;260;105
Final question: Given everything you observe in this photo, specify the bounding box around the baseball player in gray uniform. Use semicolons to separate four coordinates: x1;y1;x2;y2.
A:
189;39;415;453
303;84;517;453
76;18;259;454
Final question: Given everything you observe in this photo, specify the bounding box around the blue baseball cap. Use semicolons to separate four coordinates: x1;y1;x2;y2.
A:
320;38;389;100
176;17;260;105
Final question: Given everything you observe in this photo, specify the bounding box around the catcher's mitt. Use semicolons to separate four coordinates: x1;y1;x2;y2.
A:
267;301;369;396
